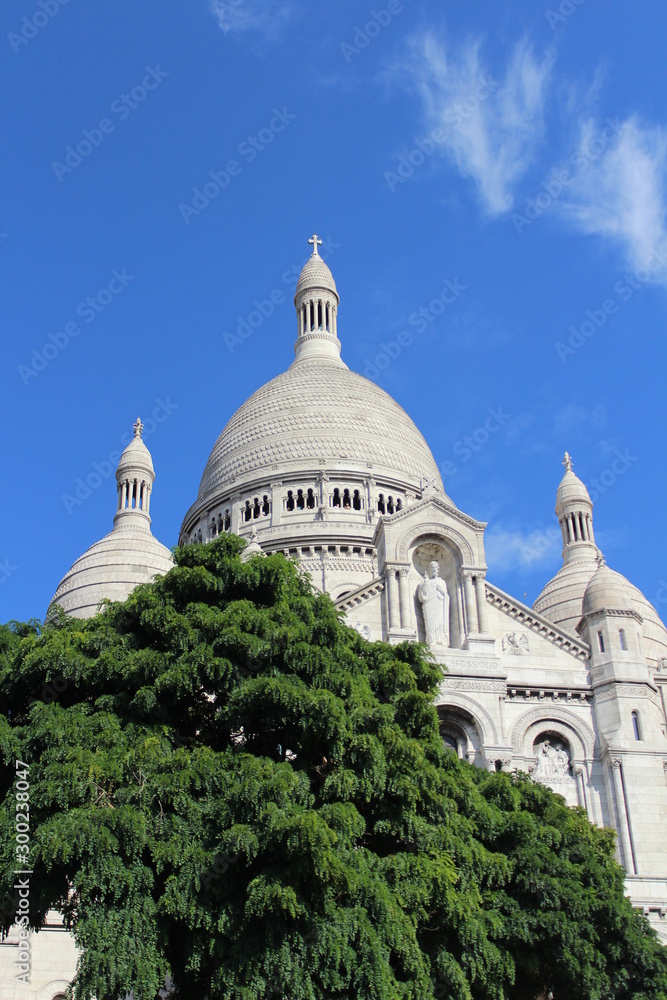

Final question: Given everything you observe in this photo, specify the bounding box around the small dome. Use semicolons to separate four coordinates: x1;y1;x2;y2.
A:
582;561;635;618
295;247;338;301
117;418;154;476
49;524;173;619
555;453;591;514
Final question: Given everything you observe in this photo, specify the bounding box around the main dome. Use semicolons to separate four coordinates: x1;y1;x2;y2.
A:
198;357;443;499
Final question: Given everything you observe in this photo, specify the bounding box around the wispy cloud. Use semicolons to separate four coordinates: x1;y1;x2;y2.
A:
485;522;561;573
209;0;293;39
398;34;554;215
555;117;667;278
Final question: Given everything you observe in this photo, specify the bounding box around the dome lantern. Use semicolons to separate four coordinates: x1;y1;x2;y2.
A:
555;452;596;562
114;417;155;528
293;234;343;364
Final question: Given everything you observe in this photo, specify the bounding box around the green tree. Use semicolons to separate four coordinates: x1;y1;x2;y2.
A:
1;535;665;999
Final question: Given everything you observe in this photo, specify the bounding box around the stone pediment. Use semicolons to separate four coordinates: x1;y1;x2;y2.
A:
335;577;384;612
371;493;486;546
486;581;590;662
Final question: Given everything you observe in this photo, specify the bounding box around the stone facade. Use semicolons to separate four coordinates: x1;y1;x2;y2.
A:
4;238;666;999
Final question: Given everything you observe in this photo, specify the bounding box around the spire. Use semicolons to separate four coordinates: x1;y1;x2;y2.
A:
293;233;344;365
554;452;596;563
113;418;156;530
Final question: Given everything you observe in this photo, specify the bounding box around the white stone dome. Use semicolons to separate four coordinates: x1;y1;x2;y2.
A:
582;562;635;617
49;524;173;619
556;466;591;512
50;418;173;619
534;550;598;632
295;253;338;301
197;357;443;500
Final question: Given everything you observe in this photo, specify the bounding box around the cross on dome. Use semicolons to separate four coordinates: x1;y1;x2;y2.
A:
134;417;144;438
562;451;573;472
308;233;323;256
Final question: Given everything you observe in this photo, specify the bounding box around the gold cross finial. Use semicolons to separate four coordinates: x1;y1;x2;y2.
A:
562;451;572;472
308;233;322;256
133;417;144;438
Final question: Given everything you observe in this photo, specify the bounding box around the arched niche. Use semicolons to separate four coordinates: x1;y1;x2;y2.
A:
410;535;464;648
437;704;485;765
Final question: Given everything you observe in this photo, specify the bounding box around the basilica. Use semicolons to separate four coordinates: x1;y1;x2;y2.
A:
5;237;667;998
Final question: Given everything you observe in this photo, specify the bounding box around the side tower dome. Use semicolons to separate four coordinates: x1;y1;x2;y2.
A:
50;419;174;618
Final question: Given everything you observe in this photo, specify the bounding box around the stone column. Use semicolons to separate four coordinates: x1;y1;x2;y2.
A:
610;759;636;874
462;571;477;637
574;767;588;813
120;481;127;510
398;568;411;630
386;569;399;630
474;575;489;633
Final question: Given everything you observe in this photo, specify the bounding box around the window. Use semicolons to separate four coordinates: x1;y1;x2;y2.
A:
386;496;394;514
332;488;341;508
632;710;642;741
343;489;351;509
296;489;305;510
495;760;503;772
396;498;403;511
224;510;231;531
306;488;315;509
252;497;261;519
262;495;270;516
286;491;295;512
619;628;627;650
597;631;605;653
353;489;361;510
244;500;252;522
377;493;385;514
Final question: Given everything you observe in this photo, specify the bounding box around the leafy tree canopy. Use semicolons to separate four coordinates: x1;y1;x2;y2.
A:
1;535;666;1000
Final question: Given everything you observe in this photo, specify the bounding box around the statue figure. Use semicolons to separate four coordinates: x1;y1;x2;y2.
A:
417;561;450;646
533;739;571;783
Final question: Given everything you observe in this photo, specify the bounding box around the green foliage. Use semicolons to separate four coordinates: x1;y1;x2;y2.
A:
0;535;665;999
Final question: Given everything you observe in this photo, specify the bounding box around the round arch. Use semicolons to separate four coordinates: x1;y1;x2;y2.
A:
396;523;475;566
510;707;595;761
435;693;498;745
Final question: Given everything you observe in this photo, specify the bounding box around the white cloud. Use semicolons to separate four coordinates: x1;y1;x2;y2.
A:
485;523;561;573
209;0;292;38
400;34;553;215
555;117;667;279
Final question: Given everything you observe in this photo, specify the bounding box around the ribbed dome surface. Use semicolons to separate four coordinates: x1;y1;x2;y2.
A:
198;358;443;498
295;255;338;299
117;435;154;475
556;468;591;511
50;526;174;619
582;564;634;617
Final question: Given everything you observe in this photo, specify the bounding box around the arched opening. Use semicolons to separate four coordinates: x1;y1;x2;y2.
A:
353;489;361;511
252;497;261;519
296;489;305;510
377;493;385;514
306;488;315;509
286;491;295;512
342;489;351;509
495;760;503;772
262;495;270;516
332;488;341;508
632;710;642;741
244;500;252;522
224;510;231;531
597;631;605;653
619;628;627;651
396;498;403;511
386;496;394;514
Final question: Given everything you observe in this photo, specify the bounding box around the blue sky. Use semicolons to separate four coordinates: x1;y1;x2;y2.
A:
3;0;667;623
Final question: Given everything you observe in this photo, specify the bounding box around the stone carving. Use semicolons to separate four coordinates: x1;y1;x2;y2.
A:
353;622;371;640
418;561;450;646
532;738;573;784
502;631;529;654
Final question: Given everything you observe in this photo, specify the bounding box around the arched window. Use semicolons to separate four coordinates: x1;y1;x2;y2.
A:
396;498;403;511
377;493;385;514
495;760;503;772
306;488;315;509
597;631;605;653
286;491;295;512
619;628;627;650
342;489;351;509
224;510;231;531
210;522;217;538
352;489;361;510
632;710;642;741
262;495;270;516
296;489;305;510
244;500;252;522
332;488;341;508
252;497;261;519
386;496;394;514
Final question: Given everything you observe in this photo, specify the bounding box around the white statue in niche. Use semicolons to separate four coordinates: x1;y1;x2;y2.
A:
417;560;450;646
532;738;572;784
